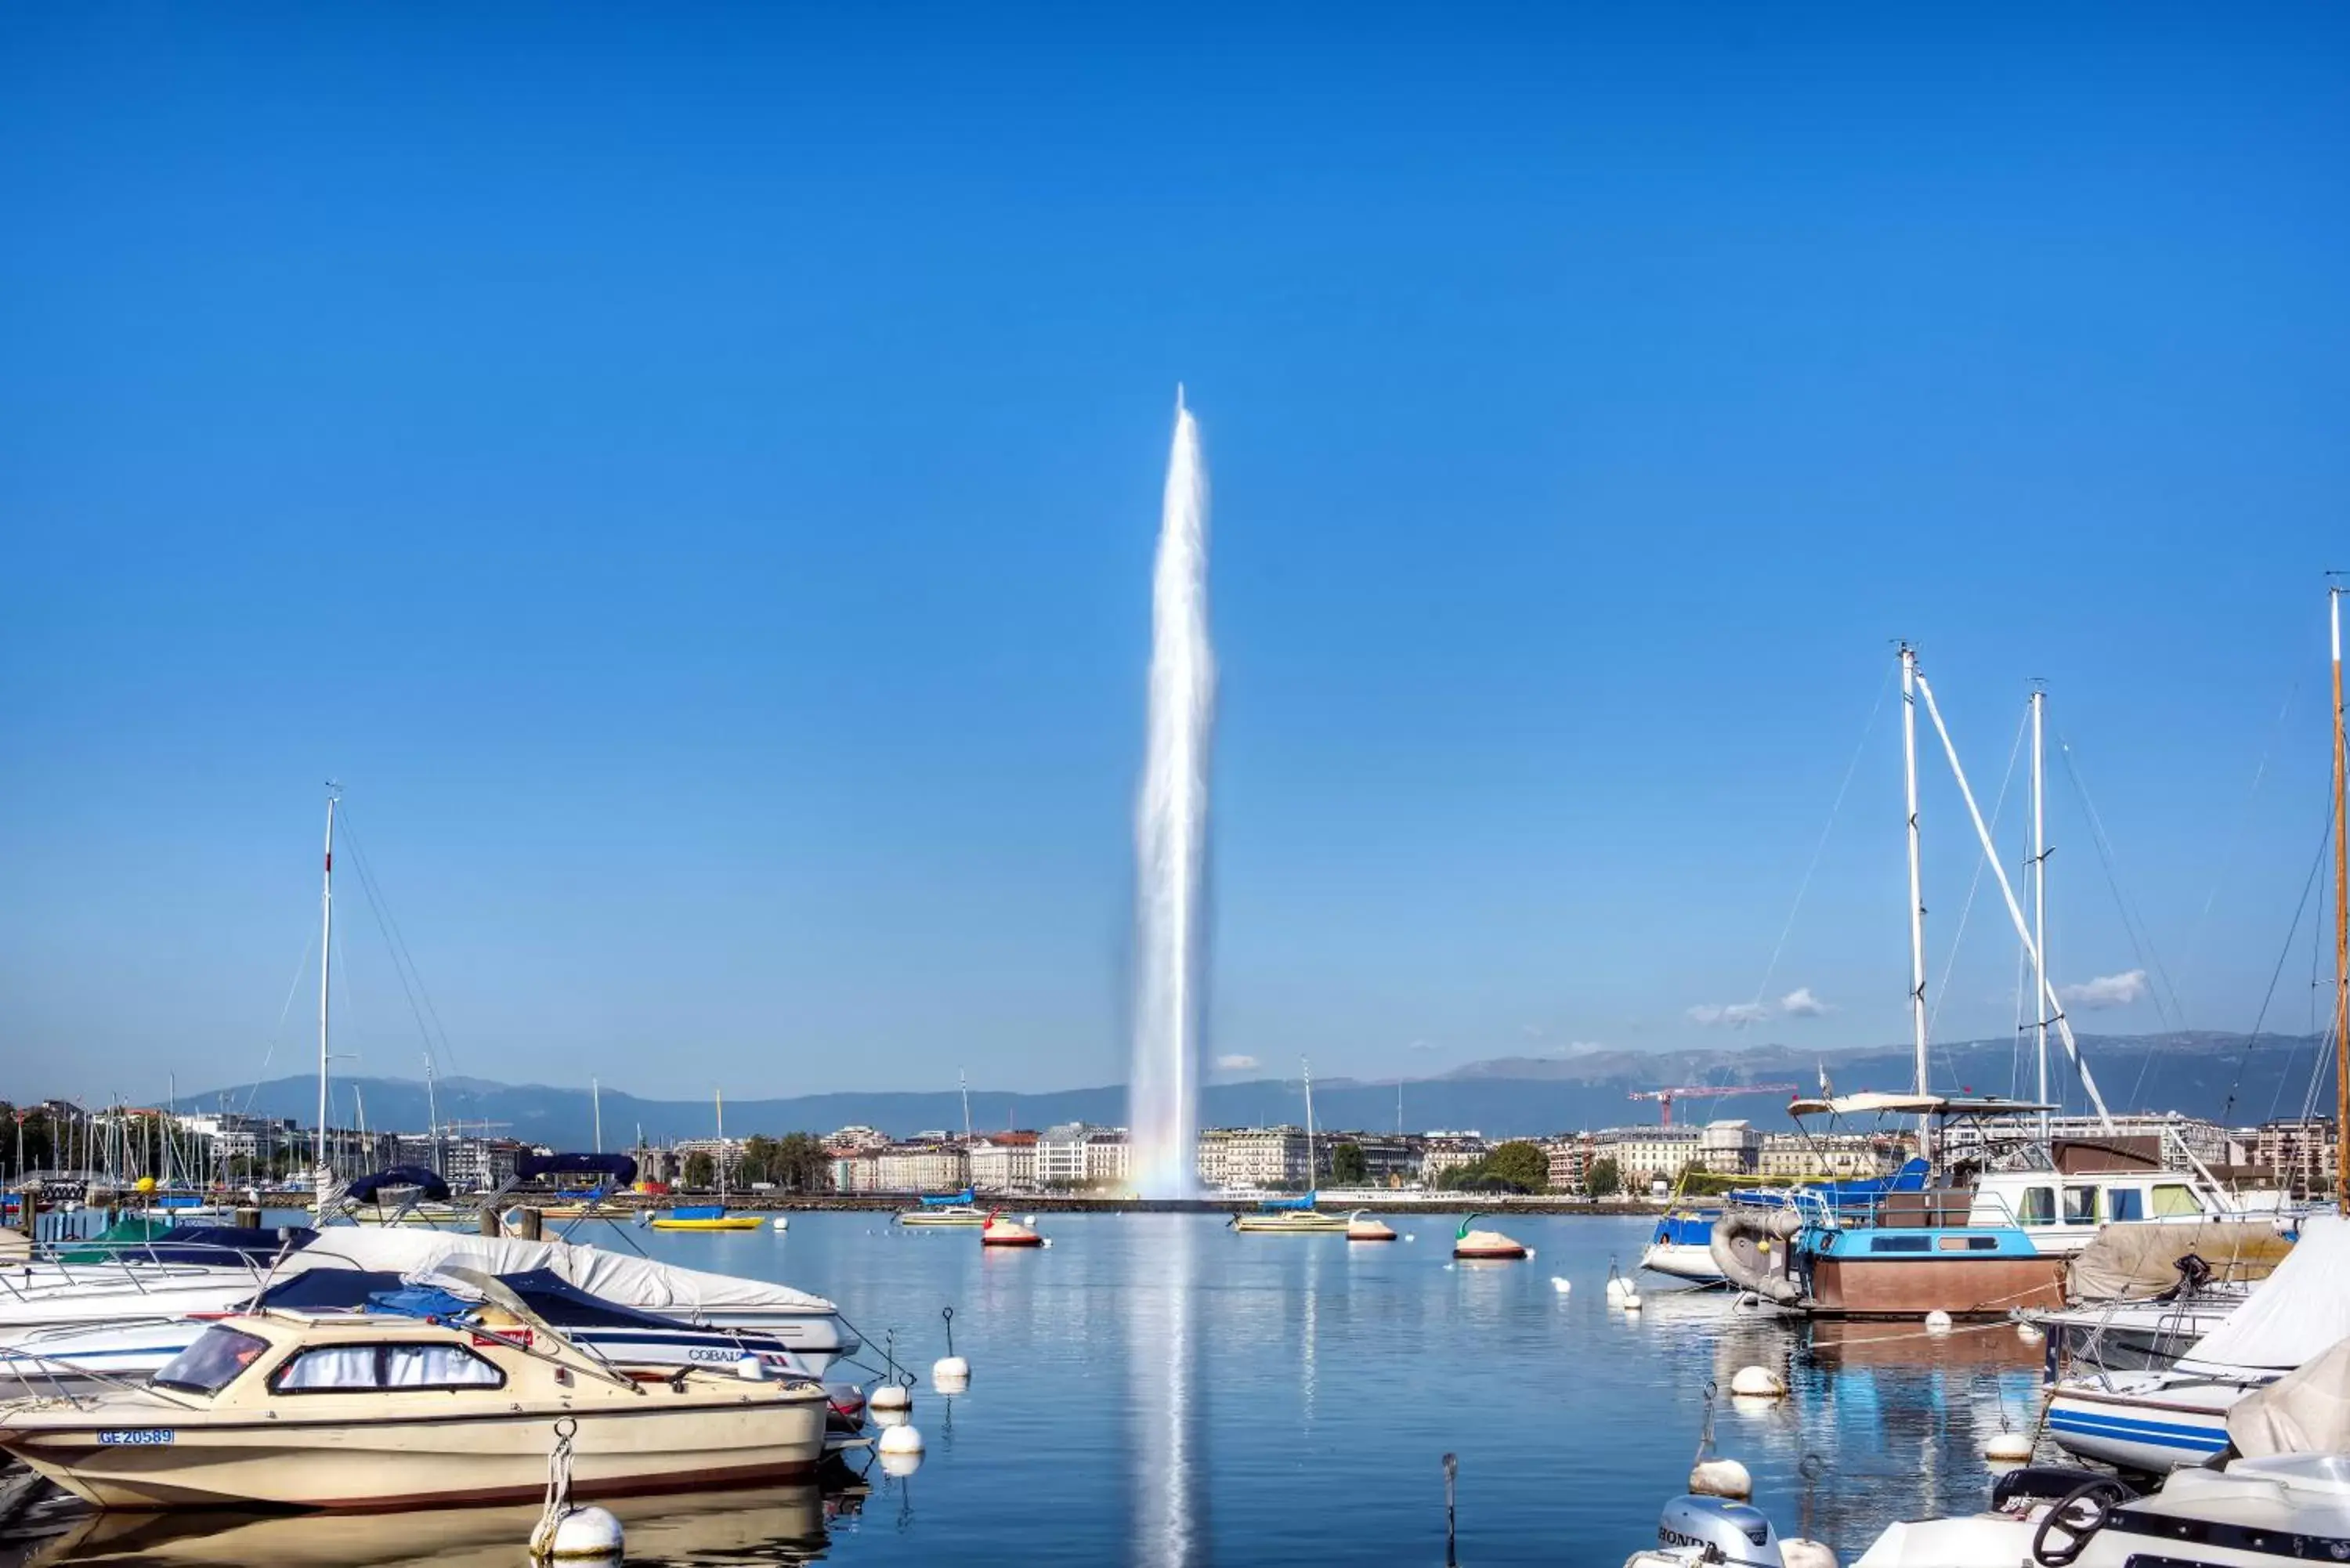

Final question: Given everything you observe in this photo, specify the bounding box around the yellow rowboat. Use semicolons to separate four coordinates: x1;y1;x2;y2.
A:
649;1214;765;1231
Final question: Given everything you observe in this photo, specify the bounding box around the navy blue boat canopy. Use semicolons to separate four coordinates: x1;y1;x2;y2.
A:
344;1166;453;1204
518;1151;639;1187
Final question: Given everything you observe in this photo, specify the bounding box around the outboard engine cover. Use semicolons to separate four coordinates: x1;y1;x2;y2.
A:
1658;1494;1783;1566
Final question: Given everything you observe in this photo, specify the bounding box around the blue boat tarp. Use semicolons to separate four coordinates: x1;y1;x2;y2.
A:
364;1285;476;1320
920;1189;977;1208
1258;1192;1318;1211
519;1151;640;1187
345;1166;454;1204
667;1204;727;1220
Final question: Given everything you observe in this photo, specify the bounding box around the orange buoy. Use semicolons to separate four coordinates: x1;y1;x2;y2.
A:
982;1211;1043;1248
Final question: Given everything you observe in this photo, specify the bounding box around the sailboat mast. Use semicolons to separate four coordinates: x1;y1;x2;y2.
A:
2333;586;2348;1217
425;1054;441;1176
1302;1057;1316;1191
1900;645;1932;1162
716;1089;726;1204
2031;686;2050;1139
960;1069;971;1142
315;786;339;1218
593;1076;603;1154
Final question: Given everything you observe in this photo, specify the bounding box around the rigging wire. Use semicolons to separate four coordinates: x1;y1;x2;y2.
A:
1925;705;2030;1089
2220;800;2330;1127
2055;731;2190;1109
339;808;462;1077
1746;661;1897;1013
237;930;320;1121
2181;680;2299;977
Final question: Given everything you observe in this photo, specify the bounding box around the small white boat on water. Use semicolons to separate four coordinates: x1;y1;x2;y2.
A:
0;1308;830;1510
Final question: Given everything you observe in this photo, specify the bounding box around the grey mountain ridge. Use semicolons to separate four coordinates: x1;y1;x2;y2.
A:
179;1031;2334;1149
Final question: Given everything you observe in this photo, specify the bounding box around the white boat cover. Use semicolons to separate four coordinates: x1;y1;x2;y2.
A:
2227;1335;2350;1459
277;1227;837;1315
2065;1219;2293;1302
2183;1214;2350;1372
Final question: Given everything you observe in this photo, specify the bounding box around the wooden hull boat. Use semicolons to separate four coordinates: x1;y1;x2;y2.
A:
0;1310;828;1511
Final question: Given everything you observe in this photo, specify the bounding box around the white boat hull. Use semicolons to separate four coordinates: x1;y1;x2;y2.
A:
2045;1371;2251;1472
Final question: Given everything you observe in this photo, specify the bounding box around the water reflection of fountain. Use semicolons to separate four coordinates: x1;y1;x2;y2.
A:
1128;395;1214;1199
1128;1215;1209;1568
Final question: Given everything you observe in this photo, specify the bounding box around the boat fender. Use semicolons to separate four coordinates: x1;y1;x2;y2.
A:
544;1508;623;1563
1687;1459;1753;1501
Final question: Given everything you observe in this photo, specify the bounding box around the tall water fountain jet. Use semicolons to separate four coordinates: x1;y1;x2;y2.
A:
1128;390;1214;1199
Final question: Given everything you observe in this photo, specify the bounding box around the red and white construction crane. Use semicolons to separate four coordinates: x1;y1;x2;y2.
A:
1629;1083;1801;1126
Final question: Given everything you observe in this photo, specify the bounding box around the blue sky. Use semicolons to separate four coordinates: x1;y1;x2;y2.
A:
5;4;2348;1106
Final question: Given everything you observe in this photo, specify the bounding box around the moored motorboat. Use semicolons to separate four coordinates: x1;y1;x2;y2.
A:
980;1212;1043;1248
1232;1194;1347;1234
0;1309;830;1510
1452;1214;1528;1260
0;1225;317;1339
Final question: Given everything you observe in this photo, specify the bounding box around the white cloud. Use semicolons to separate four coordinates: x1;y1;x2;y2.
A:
1520;1023;1547;1039
2059;970;2149;1010
1687;1002;1770;1028
1780;987;1832;1018
1213;1053;1260;1072
1408;1039;1444;1053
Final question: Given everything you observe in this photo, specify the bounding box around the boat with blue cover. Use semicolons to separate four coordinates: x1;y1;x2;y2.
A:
898;1189;989;1227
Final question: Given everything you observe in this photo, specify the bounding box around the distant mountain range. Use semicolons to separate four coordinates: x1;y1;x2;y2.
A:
188;1031;2337;1148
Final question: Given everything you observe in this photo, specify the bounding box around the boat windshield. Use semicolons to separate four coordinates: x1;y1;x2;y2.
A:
152;1325;273;1394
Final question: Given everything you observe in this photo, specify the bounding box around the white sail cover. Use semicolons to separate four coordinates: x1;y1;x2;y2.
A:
2227;1335;2350;1459
279;1227;836;1315
2183;1214;2350;1372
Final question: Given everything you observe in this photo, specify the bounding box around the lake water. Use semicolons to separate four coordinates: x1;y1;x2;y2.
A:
3;1211;2049;1566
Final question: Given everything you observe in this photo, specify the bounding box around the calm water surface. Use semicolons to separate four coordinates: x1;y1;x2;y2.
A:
7;1212;2048;1566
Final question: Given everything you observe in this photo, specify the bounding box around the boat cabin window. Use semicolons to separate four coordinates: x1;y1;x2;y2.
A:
2151;1184;2200;1218
2016;1186;2055;1226
1869;1236;1930;1252
273;1342;504;1393
1938;1235;2000;1251
2063;1187;2098;1225
2106;1187;2144;1222
151;1326;272;1394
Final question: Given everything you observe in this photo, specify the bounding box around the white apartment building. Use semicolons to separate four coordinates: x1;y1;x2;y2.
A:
1419;1132;1488;1183
968;1133;1038;1191
1756;1130;1902;1180
1083;1130;1130;1185
876;1143;970;1194
1037;1122;1130;1187
1697;1119;1762;1176
1593;1125;1701;1186
826;1125;891;1154
1198;1126;1307;1190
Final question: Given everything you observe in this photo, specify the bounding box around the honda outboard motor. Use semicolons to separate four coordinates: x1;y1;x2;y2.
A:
1656;1494;1783;1566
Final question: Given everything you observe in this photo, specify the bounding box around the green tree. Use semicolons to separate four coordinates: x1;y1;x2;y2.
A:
774;1133;831;1193
1330;1141;1368;1185
1484;1140;1549;1194
1585;1157;1622;1198
682;1151;716;1190
739;1135;779;1186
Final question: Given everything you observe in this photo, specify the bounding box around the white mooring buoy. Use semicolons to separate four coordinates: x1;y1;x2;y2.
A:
546;1508;624;1563
1622;1289;1643;1311
878;1422;924;1456
1550;1276;1571;1294
2017;1322;2044;1345
1924;1310;1954;1334
1985;1432;2034;1463
771;1215;789;1231
1688;1458;1752;1500
1729;1365;1785;1399
870;1382;913;1413
934;1356;970;1386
